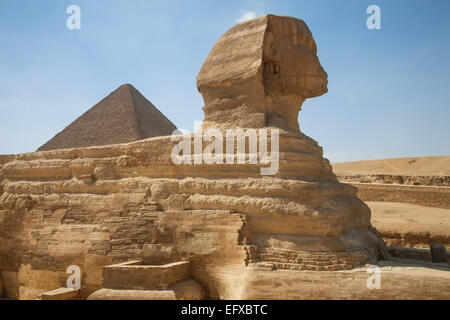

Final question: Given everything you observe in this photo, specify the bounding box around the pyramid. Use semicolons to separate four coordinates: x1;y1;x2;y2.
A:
38;84;177;151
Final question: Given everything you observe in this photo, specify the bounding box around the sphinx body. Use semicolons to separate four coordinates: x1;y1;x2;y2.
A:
0;15;389;300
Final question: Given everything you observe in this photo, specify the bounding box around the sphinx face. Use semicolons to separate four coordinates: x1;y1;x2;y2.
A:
278;36;328;97
264;17;328;98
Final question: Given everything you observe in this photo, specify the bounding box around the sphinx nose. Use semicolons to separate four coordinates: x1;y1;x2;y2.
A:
318;63;327;78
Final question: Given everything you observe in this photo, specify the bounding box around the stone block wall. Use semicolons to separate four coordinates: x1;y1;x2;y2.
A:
349;183;450;209
258;247;369;271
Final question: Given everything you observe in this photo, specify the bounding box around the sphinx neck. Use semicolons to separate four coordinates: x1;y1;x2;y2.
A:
199;78;306;133
265;95;305;132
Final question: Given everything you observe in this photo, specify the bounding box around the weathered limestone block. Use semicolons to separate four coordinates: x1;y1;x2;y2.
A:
40;287;79;300
102;261;190;290
347;182;450;209
88;279;204;300
143;244;173;264
238;262;450;299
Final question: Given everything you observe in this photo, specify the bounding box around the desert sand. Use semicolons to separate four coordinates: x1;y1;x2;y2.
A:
368;201;450;247
333;156;450;176
333;156;450;249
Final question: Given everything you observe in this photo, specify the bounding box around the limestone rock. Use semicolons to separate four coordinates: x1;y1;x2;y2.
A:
39;287;79;300
197;14;327;132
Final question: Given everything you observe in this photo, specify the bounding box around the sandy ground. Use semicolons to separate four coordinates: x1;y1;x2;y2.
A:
333;156;450;176
368;201;450;246
333;156;450;241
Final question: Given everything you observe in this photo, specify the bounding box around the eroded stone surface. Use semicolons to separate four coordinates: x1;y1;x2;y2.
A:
40;287;79;300
197;15;327;132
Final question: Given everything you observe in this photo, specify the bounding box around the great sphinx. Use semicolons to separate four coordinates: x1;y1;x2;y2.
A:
4;15;448;300
195;14;382;262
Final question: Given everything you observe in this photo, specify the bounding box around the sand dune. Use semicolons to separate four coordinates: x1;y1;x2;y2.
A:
333;157;450;249
332;156;450;176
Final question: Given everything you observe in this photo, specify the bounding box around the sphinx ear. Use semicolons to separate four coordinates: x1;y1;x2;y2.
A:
263;60;283;94
263;31;276;58
262;30;285;94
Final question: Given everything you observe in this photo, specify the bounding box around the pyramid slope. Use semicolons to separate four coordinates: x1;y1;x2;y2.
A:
38;84;177;151
127;85;178;140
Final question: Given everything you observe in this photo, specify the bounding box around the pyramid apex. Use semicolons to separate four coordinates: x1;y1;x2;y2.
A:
115;83;136;92
119;83;134;88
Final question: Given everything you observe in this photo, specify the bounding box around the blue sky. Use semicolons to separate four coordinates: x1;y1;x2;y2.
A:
1;0;449;162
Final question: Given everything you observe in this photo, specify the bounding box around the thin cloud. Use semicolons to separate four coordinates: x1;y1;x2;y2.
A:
236;11;257;23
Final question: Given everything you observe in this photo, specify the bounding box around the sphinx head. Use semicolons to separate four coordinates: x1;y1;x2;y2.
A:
197;14;328;132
